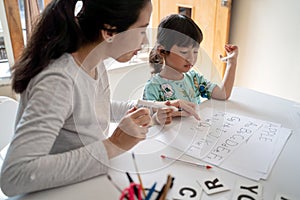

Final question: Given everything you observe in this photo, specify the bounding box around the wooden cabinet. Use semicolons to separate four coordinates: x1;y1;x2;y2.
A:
2;0;24;62
151;0;232;77
1;0;50;65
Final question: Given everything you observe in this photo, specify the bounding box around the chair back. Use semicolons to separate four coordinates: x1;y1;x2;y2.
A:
0;96;18;150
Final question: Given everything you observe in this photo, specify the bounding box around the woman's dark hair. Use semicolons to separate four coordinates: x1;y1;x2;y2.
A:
12;0;150;93
149;14;203;74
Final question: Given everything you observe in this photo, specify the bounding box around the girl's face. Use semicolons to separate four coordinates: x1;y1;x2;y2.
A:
110;1;152;62
164;45;199;73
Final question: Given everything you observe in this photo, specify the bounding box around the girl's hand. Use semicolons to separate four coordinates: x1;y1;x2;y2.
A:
104;107;151;158
166;100;200;120
219;44;239;63
225;44;239;61
153;107;174;125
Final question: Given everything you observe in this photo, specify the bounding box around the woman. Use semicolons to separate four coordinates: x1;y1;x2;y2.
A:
0;0;199;197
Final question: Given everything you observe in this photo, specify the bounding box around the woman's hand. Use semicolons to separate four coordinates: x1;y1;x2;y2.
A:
103;107;151;158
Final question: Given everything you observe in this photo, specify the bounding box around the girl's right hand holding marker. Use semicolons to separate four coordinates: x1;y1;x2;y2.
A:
220;44;239;64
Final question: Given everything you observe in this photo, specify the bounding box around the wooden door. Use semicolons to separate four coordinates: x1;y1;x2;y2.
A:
3;0;24;62
151;0;232;77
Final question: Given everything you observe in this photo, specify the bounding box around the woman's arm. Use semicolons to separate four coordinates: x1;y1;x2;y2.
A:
110;100;135;122
0;73;109;197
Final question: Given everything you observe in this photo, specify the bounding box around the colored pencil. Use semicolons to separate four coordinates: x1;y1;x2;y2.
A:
107;174;122;193
132;152;147;197
160;155;212;169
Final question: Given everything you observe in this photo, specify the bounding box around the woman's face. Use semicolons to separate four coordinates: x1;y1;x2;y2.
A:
110;1;152;62
164;44;199;73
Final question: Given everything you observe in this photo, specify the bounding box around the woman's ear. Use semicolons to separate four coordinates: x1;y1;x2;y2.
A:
101;24;117;43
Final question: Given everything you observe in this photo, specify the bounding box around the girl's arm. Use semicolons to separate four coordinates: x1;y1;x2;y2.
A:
212;44;239;100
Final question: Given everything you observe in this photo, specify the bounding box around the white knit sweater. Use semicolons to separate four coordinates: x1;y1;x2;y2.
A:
0;53;133;196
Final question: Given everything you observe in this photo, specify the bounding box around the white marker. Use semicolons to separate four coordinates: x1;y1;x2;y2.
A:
137;99;179;111
219;53;235;62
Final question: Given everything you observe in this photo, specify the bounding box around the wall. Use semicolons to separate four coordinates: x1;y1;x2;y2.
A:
230;0;300;103
2;0;300;103
107;61;152;101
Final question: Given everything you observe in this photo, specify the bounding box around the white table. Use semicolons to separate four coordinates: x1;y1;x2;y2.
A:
3;87;300;200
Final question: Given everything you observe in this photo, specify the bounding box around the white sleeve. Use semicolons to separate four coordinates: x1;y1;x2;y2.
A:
0;71;109;197
110;100;137;122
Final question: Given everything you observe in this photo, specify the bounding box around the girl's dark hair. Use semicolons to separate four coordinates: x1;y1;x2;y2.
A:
149;14;203;74
12;0;150;93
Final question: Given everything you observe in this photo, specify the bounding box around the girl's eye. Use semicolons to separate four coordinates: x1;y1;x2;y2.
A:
180;51;188;54
194;51;198;54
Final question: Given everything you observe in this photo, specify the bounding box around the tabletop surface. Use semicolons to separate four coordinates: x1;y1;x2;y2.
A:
1;87;300;200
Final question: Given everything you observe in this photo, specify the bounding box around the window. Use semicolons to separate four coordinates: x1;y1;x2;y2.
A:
0;0;44;79
0;30;7;62
178;6;192;18
0;20;10;78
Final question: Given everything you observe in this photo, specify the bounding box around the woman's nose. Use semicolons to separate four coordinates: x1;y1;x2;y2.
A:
142;34;149;46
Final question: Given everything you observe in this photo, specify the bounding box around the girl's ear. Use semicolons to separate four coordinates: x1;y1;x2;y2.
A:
101;24;117;43
157;45;167;57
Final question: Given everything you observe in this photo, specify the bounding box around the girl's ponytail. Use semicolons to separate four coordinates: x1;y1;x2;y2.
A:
149;47;163;74
12;0;83;93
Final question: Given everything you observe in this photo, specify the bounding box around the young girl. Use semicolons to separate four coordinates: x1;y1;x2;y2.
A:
143;14;238;104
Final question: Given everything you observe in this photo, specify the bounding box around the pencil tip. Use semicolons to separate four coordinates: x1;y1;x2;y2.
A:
160;155;166;159
206;165;212;169
107;174;111;180
132;152;135;159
